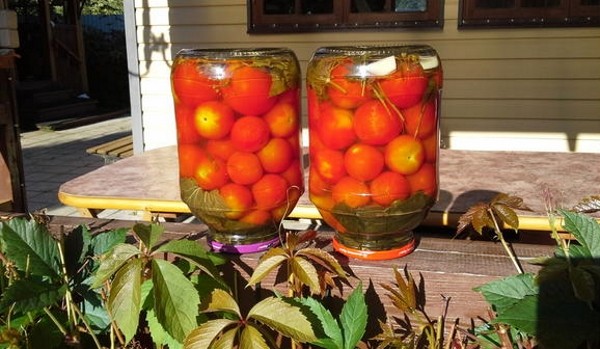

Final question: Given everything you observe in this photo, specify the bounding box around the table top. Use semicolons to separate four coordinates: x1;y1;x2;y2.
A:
58;145;600;231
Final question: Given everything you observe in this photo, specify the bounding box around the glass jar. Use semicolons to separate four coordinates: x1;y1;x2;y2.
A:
171;48;304;253
306;45;443;260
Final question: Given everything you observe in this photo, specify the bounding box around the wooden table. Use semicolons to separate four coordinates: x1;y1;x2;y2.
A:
58;145;600;230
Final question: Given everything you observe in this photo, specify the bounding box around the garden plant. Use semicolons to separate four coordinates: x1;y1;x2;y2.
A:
0;193;598;348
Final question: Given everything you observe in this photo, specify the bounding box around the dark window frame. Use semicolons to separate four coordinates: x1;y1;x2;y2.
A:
248;0;444;33
459;0;600;28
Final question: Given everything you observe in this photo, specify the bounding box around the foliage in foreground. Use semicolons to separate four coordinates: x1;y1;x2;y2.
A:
0;194;599;348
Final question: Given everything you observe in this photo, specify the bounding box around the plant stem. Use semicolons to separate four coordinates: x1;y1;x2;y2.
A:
57;237;78;333
489;209;524;274
72;303;103;349
44;307;68;336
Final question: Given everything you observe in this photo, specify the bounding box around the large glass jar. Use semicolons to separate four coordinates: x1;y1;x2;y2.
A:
171;48;304;253
306;45;443;260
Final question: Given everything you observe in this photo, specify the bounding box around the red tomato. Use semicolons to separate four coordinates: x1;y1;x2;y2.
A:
175;104;202;144
379;59;428;109
252;174;289;210
317;103;357;150
230;116;271;152
353;100;403;145
327;63;373;109
172;60;218;107
344;144;385;182
222;66;277;115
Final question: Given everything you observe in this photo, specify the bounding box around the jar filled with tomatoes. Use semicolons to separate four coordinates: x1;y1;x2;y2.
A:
171;48;304;253
306;45;443;260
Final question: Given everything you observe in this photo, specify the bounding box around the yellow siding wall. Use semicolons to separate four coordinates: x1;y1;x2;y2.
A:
132;0;600;153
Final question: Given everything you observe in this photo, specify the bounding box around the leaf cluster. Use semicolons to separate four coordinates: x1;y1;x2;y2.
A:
0;215;128;348
475;209;600;349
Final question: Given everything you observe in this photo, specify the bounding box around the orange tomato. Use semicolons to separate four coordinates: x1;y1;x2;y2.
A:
344;143;384;182
331;176;370;208
312;148;346;184
403;99;437;139
194;101;235;140
240;209;271;226
172;60;218;107
222;65;277;115
219;183;254;219
353;100;403;145
257;138;294;173
384;135;425;175
264;101;299;138
194;153;228;190
252;174;289;210
230;115;271;152
407;162;437;197
370;171;411;206
317;103;357;150
226;151;264;185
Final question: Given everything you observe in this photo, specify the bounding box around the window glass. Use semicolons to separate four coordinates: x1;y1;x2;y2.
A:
302;0;334;14
264;0;295;14
395;0;428;12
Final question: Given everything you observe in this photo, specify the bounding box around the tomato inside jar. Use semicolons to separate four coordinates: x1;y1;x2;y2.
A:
171;48;304;254
306;45;443;260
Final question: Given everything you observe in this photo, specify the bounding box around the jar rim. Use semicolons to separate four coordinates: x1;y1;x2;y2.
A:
313;45;438;57
176;47;296;58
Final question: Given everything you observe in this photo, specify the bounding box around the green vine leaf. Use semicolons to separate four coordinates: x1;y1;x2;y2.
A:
90;227;128;256
184;319;237;349
290;256;321;294
133;223;164;251
297;296;343;349
560;209;600;257
474;273;538;315
154;239;223;280
1;218;61;278
152;259;201;342
240;324;270;349
91;243;141;288
248;297;318;343
340;282;368;349
246;247;288;287
0;278;66;313
146;308;183;349
569;266;596;303
108;258;143;343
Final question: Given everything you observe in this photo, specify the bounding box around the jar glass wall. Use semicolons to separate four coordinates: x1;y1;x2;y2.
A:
306;45;443;260
171;48;304;254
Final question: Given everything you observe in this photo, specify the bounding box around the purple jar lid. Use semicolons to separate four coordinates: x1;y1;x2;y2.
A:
209;236;281;254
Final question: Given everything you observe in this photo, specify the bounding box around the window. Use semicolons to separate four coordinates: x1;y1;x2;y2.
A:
459;0;600;27
248;0;444;33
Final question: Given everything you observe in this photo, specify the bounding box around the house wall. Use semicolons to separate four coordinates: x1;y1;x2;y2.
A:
126;0;600;153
